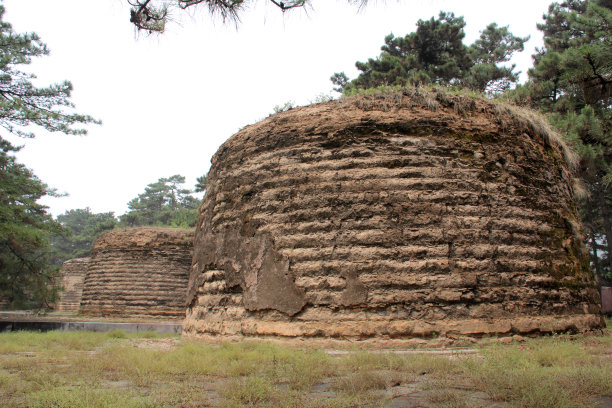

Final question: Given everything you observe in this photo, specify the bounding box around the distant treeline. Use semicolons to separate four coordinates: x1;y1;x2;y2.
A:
50;173;208;266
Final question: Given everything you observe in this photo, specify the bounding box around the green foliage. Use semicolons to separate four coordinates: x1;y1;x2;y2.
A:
119;174;200;228
469;335;612;408
0;330;126;354
309;93;335;104
273;101;296;114
332;371;387;394
50;208;117;265
330;72;349;93
511;0;612;280
0;5;99;308
0;139;64;309
464;23;529;93
0;5;99;139
332;12;528;95
194;173;208;193
27;389;153;408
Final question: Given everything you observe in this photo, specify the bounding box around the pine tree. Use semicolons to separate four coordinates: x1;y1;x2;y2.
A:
518;0;612;281
0;5;99;308
50;208;117;265
0;6;99;139
332;12;527;95
464;23;529;93
127;0;350;32
0;139;64;308
194;173;208;193
120;175;200;228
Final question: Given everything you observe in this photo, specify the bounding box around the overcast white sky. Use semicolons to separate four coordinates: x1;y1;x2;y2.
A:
3;0;554;217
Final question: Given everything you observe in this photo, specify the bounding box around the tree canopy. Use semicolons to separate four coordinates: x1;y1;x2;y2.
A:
50;208;117;266
512;0;612;282
0;6;99;308
194;173;208;193
0;6;100;139
119;175;200;227
46;174;205;270
332;12;528;95
0;139;64;308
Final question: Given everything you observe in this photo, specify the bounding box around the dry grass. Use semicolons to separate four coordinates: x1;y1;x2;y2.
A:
340;85;578;173
332;371;388;394
467;332;612;408
427;388;471;408
0;321;610;407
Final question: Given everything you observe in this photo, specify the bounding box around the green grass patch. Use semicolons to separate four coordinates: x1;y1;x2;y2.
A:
220;376;277;407
0;331;110;353
426;388;470;408
0;329;610;407
468;334;612;408
26;387;157;408
332;371;388;394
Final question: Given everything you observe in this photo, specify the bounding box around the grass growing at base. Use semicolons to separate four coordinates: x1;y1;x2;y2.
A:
0;324;610;407
0;329;173;354
467;333;612;408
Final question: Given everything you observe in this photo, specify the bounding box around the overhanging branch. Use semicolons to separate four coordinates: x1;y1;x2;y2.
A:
127;0;342;32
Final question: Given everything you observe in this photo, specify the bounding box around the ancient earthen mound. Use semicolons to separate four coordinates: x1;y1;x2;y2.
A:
56;257;90;313
184;89;604;339
80;228;193;318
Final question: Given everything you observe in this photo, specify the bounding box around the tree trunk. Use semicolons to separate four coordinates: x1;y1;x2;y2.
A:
599;186;612;274
589;230;602;280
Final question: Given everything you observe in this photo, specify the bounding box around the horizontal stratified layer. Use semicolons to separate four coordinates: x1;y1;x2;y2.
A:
185;94;603;338
56;258;90;313
81;228;193;319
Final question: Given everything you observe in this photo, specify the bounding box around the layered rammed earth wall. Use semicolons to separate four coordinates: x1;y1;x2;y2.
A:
184;90;604;339
80;228;193;318
56;257;90;313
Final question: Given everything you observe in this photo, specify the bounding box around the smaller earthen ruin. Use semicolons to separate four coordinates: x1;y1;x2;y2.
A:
80;228;193;319
56;257;90;313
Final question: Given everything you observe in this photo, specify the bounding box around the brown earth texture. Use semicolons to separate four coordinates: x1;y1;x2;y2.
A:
80;227;193;318
55;257;90;313
184;88;604;340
